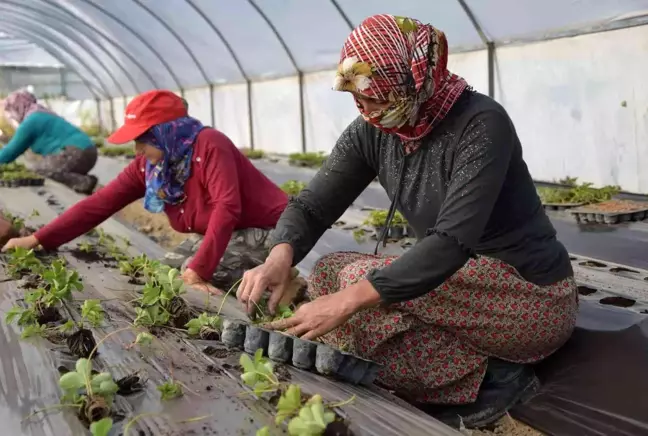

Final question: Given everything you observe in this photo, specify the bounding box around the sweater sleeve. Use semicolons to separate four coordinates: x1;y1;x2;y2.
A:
368;110;515;303
187;138;242;281
270;118;376;265
0;115;38;164
34;158;146;249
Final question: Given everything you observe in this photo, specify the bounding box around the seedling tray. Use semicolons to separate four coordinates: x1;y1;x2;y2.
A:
221;318;381;386
0;177;45;187
570;207;648;224
542;202;585;211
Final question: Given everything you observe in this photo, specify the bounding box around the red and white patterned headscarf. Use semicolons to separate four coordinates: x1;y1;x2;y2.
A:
333;14;468;154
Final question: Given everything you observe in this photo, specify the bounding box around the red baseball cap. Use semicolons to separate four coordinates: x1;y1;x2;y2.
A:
107;90;188;144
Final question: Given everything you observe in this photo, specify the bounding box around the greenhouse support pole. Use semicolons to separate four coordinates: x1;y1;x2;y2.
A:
108;98;116;131
209;83;215;128
60;69;67;97
95;98;102;131
456;0;495;98
298;72;306;153
247;81;255;150
487;42;495;98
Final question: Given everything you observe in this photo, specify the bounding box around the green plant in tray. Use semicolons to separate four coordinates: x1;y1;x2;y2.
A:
185;312;221;337
280;180;307;196
537;177;620;205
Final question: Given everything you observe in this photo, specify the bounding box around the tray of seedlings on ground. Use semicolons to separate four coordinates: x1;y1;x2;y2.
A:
352;209;409;243
570;199;648;224
280;179;307;196
537;177;619;211
241;148;266;160
288;152;328;168
99;145;136;159
0;162;45;187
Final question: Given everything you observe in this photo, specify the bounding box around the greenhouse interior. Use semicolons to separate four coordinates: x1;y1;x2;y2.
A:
0;1;647;435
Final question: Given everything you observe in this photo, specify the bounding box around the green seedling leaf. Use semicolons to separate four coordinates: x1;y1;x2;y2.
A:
59;372;86;391
75;358;92;380
21;324;46;339
90;417;113;436
287;396;335;436
256;426;271;436
58;319;76;333
81;299;104;327
135;331;154;346
185;312;221;336
275;384;302;425
157;380;183;400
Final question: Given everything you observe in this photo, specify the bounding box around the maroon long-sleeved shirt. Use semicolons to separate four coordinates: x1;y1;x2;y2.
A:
34;128;288;280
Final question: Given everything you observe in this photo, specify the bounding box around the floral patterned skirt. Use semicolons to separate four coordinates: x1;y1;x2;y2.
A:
309;251;578;405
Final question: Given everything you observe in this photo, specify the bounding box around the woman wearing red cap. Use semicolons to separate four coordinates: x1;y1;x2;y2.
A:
2;90;288;291
238;15;577;428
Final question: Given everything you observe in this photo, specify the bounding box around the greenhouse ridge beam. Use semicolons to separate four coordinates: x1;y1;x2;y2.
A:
39;0;158;90
79;0;184;93
0;23;104;99
248;0;307;153
456;0;494;98
185;0;255;148
0;7;128;97
131;0;211;99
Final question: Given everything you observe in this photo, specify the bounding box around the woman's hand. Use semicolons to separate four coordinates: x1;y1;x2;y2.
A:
2;235;38;252
237;244;293;316
182;268;222;295
264;279;382;340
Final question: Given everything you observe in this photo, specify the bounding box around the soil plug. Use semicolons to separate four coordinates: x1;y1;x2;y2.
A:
37;306;62;324
244;325;270;355
67;328;97;359
268;331;293;363
169;296;192;329
222;319;246;348
292;338;317;370
116;374;146;396
315;344;345;375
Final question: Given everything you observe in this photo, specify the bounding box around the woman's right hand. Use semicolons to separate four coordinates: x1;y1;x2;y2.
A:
237;244;293;316
2;235;39;252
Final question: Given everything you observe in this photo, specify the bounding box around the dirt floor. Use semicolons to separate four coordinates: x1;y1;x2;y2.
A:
116;198;187;249
113;194;543;436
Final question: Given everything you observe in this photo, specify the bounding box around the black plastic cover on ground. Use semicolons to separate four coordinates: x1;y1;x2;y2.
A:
513;300;648;436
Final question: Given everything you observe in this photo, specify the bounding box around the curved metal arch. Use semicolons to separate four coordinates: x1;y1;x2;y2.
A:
77;0;183;91
0;16;112;98
247;0;306;151
330;0;354;31
1;21;112;99
130;0;211;87
0;25;104;99
0;7;127;97
184;0;255;146
6;0;148;93
455;0;494;97
37;0;157;90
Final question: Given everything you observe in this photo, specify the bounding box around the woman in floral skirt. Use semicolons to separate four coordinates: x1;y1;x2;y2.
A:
237;14;578;428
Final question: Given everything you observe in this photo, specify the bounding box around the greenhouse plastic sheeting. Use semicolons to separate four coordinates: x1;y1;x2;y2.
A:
513;300;648;436
1;0;647;98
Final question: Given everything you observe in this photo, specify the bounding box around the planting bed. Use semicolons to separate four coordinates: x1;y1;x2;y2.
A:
0;180;460;436
571;199;648;224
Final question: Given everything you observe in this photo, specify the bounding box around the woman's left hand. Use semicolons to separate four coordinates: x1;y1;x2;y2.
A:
264;279;382;341
182;268;223;295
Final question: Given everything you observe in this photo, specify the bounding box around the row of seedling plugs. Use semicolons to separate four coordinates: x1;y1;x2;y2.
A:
0;162;45;186
115;254;364;436
1;236;203;434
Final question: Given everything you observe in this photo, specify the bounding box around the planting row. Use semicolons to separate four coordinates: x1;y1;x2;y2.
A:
1;218;363;435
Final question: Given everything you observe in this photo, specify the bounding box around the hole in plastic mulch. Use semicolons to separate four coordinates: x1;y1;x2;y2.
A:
577;286;597;296
600;296;636;308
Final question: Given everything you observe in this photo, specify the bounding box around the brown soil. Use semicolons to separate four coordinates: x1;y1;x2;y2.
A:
472;416;543;436
585;199;648;213
116;199;187;249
